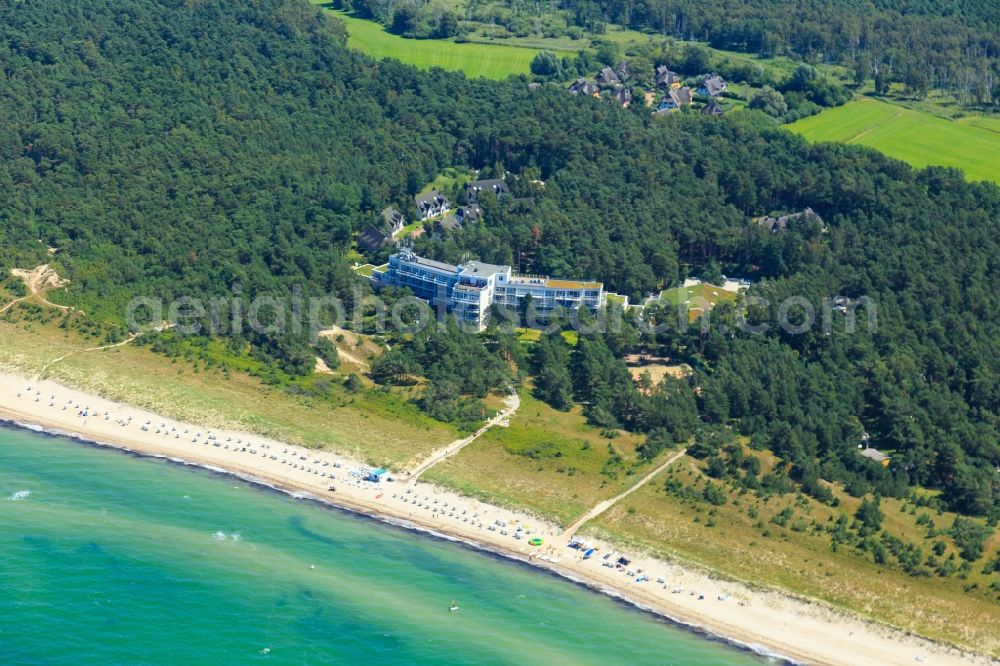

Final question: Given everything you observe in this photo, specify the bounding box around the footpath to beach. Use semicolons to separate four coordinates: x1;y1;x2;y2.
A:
0;368;992;666
562;448;686;537
406;389;520;483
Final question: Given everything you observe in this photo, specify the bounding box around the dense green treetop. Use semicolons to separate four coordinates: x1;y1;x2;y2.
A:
488;0;1000;103
1;0;998;516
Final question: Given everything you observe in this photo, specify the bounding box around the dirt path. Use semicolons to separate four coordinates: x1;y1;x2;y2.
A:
36;334;139;379
314;357;336;374
318;325;379;370
0;296;29;315
562;447;687;537
336;346;369;370
405;388;521;483
4;264;138;379
9;265;78;313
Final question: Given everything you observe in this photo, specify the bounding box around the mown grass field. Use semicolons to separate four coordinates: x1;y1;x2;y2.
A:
587;453;1000;653
786;98;1000;185
312;0;825;91
313;5;539;79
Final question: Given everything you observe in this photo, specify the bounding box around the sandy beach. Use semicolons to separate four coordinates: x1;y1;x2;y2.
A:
0;368;992;666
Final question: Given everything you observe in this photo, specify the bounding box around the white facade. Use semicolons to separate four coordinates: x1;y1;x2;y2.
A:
373;249;605;330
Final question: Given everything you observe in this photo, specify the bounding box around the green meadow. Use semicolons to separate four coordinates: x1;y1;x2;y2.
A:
312;3;815;88
313;5;539;79
786;98;1000;185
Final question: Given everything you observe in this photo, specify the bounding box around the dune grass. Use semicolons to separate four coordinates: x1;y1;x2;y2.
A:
314;5;539;79
425;383;1000;652
0;308;456;468
585;454;1000;654
786;98;1000;185
424;390;650;525
5;295;998;653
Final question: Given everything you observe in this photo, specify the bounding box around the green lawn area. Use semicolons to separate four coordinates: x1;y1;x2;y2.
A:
423;166;475;193
659;282;737;321
395;219;425;238
786;98;1000;185
515;328;578;345
315;6;540;79
353;263;380;278
605;293;627;307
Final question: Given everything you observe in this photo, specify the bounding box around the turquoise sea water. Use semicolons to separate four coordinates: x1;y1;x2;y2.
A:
0;424;768;665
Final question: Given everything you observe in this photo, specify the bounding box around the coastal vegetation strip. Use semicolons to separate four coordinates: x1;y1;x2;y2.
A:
0;315;455;468
3;299;998;656
561;447;687;537
425;382;1000;653
2;376;981;665
423;389;651;526
587;455;1000;653
406;388;520;482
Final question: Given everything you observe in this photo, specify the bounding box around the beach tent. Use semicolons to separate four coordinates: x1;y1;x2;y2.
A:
366;468;389;482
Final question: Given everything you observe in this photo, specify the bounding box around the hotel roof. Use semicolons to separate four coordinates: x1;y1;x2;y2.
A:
460;260;509;277
545;279;602;290
507;275;602;290
409;255;459;273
